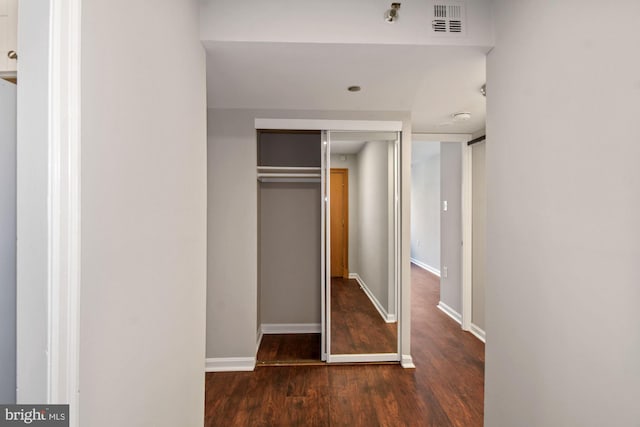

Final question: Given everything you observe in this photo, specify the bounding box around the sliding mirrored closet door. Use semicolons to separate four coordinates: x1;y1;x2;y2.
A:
254;119;402;366
325;131;401;363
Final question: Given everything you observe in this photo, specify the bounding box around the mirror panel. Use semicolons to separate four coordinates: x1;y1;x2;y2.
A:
328;131;399;356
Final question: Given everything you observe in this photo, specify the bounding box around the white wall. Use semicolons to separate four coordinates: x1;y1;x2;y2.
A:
199;0;494;48
411;144;441;272
440;142;462;314
207;109;259;358
15;0;50;403
0;78;16;403
259;183;321;325
356;141;392;313
80;1;207;426
486;1;640;426
207;109;412;360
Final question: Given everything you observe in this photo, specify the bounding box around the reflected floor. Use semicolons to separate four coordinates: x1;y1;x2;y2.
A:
331;277;397;354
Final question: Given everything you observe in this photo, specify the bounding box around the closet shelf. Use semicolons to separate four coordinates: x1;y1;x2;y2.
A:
257;166;322;183
257;166;321;174
257;173;321;183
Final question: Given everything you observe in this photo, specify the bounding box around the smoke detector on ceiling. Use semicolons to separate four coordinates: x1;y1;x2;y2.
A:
453;112;472;121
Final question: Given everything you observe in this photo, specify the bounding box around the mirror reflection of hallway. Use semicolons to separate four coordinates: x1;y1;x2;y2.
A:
329;133;398;355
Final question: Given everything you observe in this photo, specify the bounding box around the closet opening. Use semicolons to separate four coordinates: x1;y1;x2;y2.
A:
256;130;324;366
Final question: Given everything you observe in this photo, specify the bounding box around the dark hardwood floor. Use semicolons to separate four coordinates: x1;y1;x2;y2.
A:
331;277;397;354
205;264;485;426
257;334;321;365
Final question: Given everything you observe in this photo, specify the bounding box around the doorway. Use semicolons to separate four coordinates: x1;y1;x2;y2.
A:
330;169;348;278
410;134;484;341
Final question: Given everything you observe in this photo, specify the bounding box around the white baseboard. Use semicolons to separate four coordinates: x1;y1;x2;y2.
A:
328;353;400;363
349;273;396;323
470;323;486;343
401;355;416;369
205;357;255;372
261;323;321;334
411;258;441;277
437;301;462;325
256;329;264;353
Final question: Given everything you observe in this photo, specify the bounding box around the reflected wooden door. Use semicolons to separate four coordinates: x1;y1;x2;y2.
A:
330;169;348;278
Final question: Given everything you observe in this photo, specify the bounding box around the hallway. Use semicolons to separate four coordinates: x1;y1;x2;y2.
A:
204;264;484;426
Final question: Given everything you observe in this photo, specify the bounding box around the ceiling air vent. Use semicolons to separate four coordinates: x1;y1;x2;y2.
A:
431;2;467;36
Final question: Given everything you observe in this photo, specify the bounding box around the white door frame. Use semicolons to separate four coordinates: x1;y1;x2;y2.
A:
412;133;473;332
48;0;82;424
461;141;473;332
325;129;402;364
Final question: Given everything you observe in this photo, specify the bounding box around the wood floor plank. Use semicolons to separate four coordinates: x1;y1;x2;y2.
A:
204;264;485;426
257;334;321;363
331;278;397;354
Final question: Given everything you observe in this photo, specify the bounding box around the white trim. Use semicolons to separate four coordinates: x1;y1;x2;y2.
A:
396;130;404;365
255;119;403;132
410;258;441;277
470;323;486;343
328;353;400;363
461;141;473;331
0;70;17;79
349;273;396;323
401;355;416;369
205;357;256;373
256;329;264;353
320;131;327;361
437;301;462;325
48;0;81;424
325;134;332;358
412;133;472;143
392;135;400;327
261;323;322;334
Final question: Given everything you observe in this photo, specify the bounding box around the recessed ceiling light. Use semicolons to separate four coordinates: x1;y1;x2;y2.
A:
348;86;361;92
453;112;472;121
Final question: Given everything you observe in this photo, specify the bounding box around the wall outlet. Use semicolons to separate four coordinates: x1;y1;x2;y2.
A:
443;266;448;278
442;200;448;212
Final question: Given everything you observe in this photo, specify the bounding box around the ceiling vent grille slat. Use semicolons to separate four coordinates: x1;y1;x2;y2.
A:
433;19;447;32
431;1;466;36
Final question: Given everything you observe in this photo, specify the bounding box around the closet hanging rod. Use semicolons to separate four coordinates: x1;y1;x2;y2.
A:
257;173;322;178
257;176;321;183
257;166;321;171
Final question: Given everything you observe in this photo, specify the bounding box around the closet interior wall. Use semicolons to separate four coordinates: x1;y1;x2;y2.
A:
257;131;322;337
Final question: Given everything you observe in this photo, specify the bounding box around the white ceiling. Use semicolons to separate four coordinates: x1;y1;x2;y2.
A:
330;141;367;155
330;131;397;154
204;41;487;133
